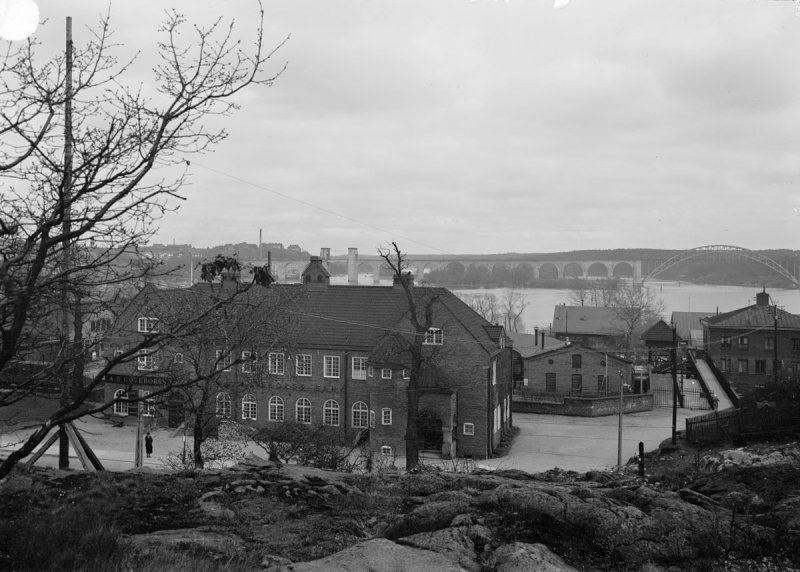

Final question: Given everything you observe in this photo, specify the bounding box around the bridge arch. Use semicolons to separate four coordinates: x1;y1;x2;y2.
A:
612;262;634;278
539;262;559;280
643;245;800;288
564;262;584;278
587;262;609;278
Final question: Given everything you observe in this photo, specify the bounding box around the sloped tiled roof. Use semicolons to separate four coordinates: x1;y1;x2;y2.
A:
552;305;627;336
507;332;565;359
642;319;674;343
702;304;800;330
671;311;710;343
523;343;632;364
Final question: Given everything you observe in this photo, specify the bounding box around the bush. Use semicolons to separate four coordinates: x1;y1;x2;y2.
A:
252;422;366;472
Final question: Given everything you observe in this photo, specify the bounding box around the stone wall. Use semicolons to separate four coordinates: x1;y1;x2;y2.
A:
513;393;653;417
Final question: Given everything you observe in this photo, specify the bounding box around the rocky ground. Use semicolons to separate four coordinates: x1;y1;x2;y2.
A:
2;436;800;571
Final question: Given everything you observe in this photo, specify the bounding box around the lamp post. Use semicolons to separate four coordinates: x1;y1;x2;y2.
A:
617;368;624;472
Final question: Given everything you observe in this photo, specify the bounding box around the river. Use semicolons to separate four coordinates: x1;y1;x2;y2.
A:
453;281;800;333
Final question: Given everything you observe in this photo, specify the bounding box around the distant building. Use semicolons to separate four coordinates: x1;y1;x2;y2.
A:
702;289;800;394
551;305;627;352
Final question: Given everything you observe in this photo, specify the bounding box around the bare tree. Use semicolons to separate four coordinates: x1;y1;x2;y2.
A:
609;281;665;360
0;5;287;477
498;289;527;333
461;293;500;324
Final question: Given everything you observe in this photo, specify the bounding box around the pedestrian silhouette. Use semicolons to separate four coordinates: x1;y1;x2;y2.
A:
145;432;153;458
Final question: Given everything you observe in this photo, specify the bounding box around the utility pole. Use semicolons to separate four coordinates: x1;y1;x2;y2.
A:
617;369;624;472
773;301;779;386
671;321;678;446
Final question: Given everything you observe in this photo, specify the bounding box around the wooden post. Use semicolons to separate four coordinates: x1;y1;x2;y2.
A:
638;441;645;477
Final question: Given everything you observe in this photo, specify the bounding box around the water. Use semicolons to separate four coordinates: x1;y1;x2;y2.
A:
454;282;800;333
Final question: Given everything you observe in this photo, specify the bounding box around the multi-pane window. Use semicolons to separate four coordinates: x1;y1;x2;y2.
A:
402;369;410;380
764;338;775;350
720;336;731;348
268;352;285;375
545;372;556;392
597;375;606;392
737;336;749;347
367;366;374;378
137;349;157;371
215;350;232;372
755;360;767;375
268;396;284;422
296;355;312;376
174;353;184;364
323;400;340;426
90;318;112;332
719;358;731;373
241;394;257;420
216;392;231;418
370;410;376;428
793;339;800;352
113;389;130;416
141;390;155;417
381;408;392;425
296;398;312;424
737;359;749;374
381;446;393;457
381;368;392;380
571;374;583;393
352;357;368;380
572;354;582;369
137;317;158;333
241;351;258;373
352;401;369;428
463;422;475;436
324;355;340;378
423;327;443;345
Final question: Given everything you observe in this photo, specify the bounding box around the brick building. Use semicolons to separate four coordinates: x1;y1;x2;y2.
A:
551;305;628;352
103;257;514;459
702;289;800;394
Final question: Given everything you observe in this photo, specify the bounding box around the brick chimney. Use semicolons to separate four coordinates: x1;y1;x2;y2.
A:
347;247;358;285
393;272;414;290
301;256;330;286
756;287;770;306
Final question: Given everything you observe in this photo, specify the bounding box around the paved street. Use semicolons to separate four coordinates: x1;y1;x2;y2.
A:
1;407;702;475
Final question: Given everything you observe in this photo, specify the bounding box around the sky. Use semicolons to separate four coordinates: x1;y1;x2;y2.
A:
27;0;800;257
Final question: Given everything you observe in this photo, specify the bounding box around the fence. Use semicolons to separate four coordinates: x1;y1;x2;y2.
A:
686;407;800;444
652;385;711;410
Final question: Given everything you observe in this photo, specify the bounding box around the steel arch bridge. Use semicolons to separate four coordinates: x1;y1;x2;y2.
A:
643;245;800;288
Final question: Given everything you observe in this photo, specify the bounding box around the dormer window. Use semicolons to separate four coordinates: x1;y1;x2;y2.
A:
423;328;443;345
138;317;158;333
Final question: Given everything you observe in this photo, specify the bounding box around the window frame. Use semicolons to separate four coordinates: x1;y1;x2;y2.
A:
423;327;443;345
215;349;232;372
241;351;258;374
737;359;749;374
352;401;369;429
381;446;393;457
755;359;767;375
764;338;775;350
352;356;368;380
268;352;285;375
720;336;731;348
296;397;312;424
113;389;129;416
402;369;410;380
215;392;232;419
381;368;392;380
137;349;157;371
241;394;257;420
296;354;312;377
141;390;155;417
174;352;184;364
572;354;582;369
381;408;392;426
323;355;341;378
268;396;284;422
137;317;158;333
463;422;475;436
545;372;557;393
323;399;340;426
737;336;749;348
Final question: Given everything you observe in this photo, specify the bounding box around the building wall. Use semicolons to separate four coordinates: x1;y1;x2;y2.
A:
706;327;800;394
513;394;653;416
523;348;631;397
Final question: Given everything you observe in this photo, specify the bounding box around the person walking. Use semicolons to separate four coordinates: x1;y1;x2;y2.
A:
145;432;153;458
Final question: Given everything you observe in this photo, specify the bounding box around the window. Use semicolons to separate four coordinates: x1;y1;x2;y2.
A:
402;369;410;380
423;327;443;345
268;352;285;375
381;368;392;380
793;339;800;352
545;372;556;393
174;353;184;364
323;400;340;426
352;401;369;428
721;336;731;348
268;396;284;422
324;355;340;378
241;351;258;373
463;422;475;436
381;446;393;457
114;349;124;357
737;359;749;374
571;374;583;393
719;357;731;373
367;366;374;378
137;317;158;333
216;392;231;418
296;354;312;376
137;349;157;371
141;391;155;417
755;360;767;375
572;354;582;369
737;336;749;348
370;410;376;428
597;375;606;392
296;398;312;424
113;389;130;416
352;357;368;380
242;394;257;420
381;408;392;425
215;350;231;372
90;318;112;333
492;361;496;386
764;338;774;350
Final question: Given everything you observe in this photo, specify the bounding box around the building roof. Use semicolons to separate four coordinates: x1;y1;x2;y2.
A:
702;304;800;331
551;305;627;336
670;311;709;343
508;331;565;359
642;319;674;344
522;343;631;364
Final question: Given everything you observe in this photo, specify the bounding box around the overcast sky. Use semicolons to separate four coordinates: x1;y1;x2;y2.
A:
34;0;800;256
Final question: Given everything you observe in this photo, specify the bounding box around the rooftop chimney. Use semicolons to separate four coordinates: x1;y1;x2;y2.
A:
347;248;358;285
301;256;330;286
756;288;770;307
393;272;414;290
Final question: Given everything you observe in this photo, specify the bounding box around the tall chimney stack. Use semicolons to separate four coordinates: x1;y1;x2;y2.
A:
347;248;358;285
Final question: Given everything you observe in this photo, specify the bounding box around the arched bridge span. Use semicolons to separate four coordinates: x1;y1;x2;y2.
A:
643;245;800;288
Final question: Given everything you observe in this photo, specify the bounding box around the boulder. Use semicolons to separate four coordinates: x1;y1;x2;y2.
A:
124;526;244;556
490;542;577;572
398;526;480;571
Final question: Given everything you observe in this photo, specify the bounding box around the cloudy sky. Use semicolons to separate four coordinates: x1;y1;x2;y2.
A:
33;0;800;256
